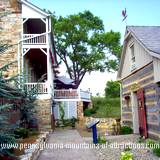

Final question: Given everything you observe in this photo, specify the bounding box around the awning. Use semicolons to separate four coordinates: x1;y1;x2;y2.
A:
55;76;75;85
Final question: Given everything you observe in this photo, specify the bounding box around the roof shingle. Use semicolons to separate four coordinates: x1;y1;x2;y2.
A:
127;26;160;54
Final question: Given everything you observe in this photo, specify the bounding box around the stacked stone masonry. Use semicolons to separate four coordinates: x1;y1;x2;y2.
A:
0;0;21;78
34;99;52;131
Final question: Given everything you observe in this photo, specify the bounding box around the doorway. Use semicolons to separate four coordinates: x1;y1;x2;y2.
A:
131;92;139;134
137;88;147;138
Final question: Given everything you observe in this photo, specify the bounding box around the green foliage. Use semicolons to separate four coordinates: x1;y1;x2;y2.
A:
51;10;121;87
153;147;160;157
56;118;78;128
84;108;96;116
146;139;155;148
136;136;145;143
105;80;120;98
59;102;65;127
0;134;16;158
120;126;133;135
124;146;132;152
91;97;120;118
120;151;133;160
14;127;29;139
97;134;107;144
71;117;77;128
146;140;160;157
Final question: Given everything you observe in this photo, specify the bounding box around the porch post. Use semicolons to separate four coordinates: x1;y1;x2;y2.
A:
47;47;51;94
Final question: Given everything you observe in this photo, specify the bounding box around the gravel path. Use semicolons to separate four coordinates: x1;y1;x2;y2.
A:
84;134;159;160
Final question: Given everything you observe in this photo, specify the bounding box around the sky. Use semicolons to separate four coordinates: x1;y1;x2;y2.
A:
30;0;160;96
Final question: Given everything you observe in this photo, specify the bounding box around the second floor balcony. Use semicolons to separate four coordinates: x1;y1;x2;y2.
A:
22;18;48;45
23;34;47;45
24;83;91;102
54;89;91;102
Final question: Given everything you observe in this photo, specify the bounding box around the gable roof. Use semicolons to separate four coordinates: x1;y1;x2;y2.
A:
128;26;160;55
117;26;160;80
20;0;49;17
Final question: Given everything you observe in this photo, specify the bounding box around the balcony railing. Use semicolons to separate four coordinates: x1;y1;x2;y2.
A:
24;83;48;94
54;89;91;101
24;83;91;101
23;34;46;45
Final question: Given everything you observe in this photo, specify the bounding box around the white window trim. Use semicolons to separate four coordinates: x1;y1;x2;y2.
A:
129;43;136;71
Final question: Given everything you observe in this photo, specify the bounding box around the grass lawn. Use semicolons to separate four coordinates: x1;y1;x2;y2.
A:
91;97;121;118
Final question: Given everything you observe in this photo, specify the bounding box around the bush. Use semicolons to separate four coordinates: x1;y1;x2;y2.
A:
124;146;132;152
153;147;160;157
120;151;133;160
14;128;29;139
56;118;78;128
146;139;155;148
97;134;107;144
137;136;145;143
84;108;96;116
91;97;120;118
120;126;133;135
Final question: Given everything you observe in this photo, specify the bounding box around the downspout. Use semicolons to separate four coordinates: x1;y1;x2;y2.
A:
119;82;123;126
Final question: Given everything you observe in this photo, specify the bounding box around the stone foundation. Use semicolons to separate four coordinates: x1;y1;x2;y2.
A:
77;101;84;120
34;99;52;131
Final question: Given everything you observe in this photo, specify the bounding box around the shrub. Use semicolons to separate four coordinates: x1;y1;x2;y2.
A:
91;97;120;118
97;134;107;144
84;108;96;116
124;146;132;152
120;151;133;160
120;126;133;135
146;139;155;148
14;128;29;139
137;136;145;143
153;147;160;157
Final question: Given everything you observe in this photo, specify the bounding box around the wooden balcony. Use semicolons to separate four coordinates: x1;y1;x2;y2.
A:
54;89;91;102
23;34;46;45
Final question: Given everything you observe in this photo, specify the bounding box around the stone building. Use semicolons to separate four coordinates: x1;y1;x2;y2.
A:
117;26;160;139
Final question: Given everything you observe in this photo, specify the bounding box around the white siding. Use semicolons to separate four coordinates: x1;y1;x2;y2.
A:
22;4;46;18
68;101;77;119
54;101;77;119
153;57;160;82
54;103;59;119
121;37;153;79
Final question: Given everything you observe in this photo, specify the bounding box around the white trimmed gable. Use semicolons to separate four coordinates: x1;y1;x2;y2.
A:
120;36;153;79
21;0;49;18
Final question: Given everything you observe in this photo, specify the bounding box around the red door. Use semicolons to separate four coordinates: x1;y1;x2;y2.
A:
137;88;147;138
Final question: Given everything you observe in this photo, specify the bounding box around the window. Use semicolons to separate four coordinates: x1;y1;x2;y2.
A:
130;44;135;63
130;44;136;71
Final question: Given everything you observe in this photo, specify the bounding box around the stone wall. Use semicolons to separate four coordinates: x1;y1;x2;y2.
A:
122;62;160;139
77;101;84;120
34;99;52;131
0;0;21;78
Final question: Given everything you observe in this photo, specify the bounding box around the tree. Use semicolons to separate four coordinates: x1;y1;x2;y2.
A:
105;80;120;98
51;11;121;87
